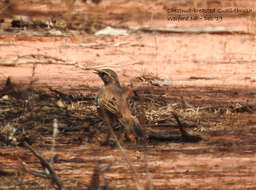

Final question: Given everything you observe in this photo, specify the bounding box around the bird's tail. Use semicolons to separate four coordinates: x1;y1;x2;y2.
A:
119;116;144;138
132;117;144;137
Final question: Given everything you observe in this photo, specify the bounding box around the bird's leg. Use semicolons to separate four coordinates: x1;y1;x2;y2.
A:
124;132;132;142
100;111;112;146
101;129;111;146
101;112;120;146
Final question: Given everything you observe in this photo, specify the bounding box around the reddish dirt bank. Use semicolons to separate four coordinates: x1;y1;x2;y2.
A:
1;0;256;190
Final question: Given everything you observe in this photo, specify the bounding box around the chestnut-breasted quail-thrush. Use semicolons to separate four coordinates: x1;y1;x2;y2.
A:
94;69;143;141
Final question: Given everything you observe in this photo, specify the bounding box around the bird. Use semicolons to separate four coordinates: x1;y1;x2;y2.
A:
94;69;144;144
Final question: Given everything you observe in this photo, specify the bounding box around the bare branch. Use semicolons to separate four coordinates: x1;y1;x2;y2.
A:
23;142;65;190
171;112;202;143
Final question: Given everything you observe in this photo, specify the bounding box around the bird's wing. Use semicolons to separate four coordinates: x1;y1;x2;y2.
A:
120;88;140;117
97;86;144;138
100;98;120;116
97;87;122;117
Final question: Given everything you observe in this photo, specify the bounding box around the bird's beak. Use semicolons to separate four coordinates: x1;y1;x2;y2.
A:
93;69;101;74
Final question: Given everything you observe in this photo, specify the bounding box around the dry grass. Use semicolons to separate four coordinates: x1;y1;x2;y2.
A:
1;75;256;189
0;0;256;189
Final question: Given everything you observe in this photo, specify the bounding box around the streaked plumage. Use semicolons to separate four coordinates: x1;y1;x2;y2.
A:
94;69;143;142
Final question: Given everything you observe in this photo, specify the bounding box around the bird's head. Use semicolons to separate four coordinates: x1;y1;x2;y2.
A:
94;69;120;86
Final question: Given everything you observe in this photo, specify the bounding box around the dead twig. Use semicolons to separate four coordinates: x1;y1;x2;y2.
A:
102;112;144;190
109;126;144;190
69;41;129;49
171;112;202;143
76;61;143;70
0;54;76;66
0;133;16;146
132;26;250;35
189;76;218;80
0;167;20;176
88;163;112;190
23;142;65;190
